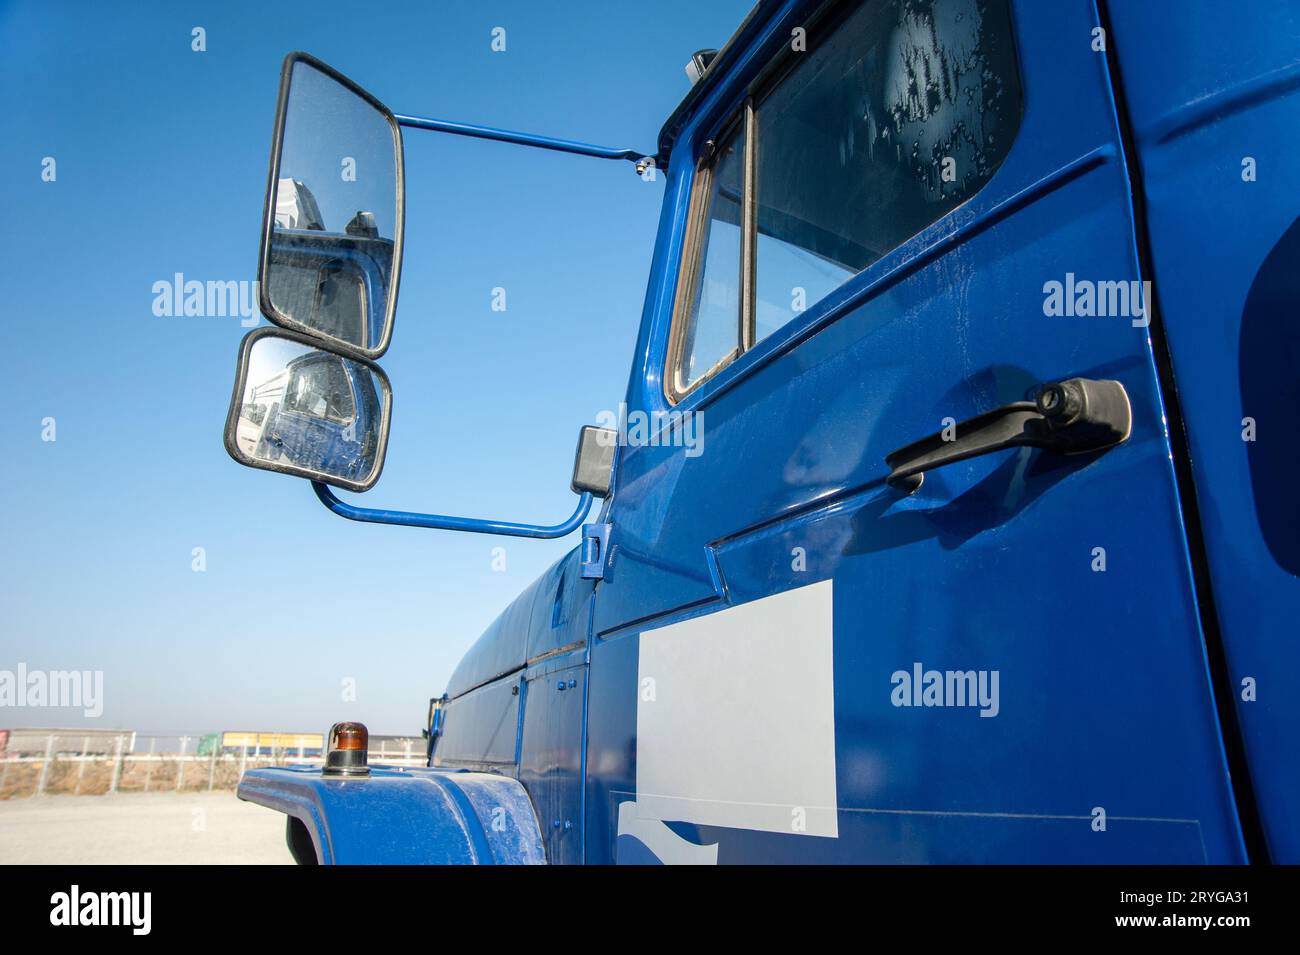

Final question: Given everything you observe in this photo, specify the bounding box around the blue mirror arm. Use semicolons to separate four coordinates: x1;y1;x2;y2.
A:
311;481;593;539
395;114;652;165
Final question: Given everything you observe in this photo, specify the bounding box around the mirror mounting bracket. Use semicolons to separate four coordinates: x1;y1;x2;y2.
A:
395;113;656;170
580;522;612;580
311;482;593;540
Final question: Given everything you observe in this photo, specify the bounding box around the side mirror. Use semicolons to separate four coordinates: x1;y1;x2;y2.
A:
225;51;641;534
259;53;403;360
224;329;391;492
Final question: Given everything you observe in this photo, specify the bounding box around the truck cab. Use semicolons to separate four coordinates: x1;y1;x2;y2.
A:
226;0;1300;864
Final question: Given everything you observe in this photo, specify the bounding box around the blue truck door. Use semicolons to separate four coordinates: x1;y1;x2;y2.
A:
585;0;1246;863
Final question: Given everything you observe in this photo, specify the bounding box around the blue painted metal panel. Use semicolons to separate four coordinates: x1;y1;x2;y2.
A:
444;546;588;698
433;675;521;770
525;547;595;662
237;765;545;864
519;654;587;865
1104;0;1300;862
585;0;1245;863
444;585;536;699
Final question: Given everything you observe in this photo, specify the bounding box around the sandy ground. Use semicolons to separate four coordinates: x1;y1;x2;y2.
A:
0;792;294;864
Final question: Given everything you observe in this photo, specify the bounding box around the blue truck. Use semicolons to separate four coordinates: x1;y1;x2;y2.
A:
223;0;1298;864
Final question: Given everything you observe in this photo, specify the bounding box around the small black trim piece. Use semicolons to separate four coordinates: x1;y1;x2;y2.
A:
1096;0;1270;864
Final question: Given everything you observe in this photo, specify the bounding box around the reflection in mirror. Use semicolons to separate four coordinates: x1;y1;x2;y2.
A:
263;57;401;355
227;332;390;491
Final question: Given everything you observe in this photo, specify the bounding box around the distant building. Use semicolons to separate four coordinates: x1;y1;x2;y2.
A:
207;731;425;761
219;731;323;757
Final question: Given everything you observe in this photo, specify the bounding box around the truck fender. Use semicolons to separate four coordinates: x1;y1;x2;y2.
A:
237;765;546;864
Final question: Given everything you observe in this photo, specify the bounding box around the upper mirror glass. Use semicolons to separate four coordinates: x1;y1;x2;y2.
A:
261;55;402;358
226;331;391;491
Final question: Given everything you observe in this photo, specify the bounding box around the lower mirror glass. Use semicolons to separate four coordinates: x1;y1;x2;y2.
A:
224;329;391;491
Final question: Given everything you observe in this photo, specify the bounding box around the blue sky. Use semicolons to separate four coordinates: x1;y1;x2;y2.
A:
0;0;752;736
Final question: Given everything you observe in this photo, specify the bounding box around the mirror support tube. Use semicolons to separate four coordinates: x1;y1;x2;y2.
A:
395;114;652;165
311;482;593;539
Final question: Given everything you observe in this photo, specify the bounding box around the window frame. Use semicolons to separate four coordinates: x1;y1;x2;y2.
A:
664;0;1022;407
664;1;843;407
665;105;755;404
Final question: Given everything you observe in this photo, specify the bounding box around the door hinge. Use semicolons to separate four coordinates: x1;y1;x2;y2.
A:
580;522;612;580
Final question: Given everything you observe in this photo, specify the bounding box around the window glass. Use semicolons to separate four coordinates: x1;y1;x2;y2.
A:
753;0;1022;341
268;259;367;347
284;356;355;424
677;125;746;393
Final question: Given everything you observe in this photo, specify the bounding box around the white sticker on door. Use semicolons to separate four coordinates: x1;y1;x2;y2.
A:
635;578;838;838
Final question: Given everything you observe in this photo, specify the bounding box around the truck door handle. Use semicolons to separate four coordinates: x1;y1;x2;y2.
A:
884;378;1132;491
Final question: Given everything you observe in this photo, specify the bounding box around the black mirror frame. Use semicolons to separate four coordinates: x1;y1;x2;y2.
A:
258;51;405;361
223;325;394;493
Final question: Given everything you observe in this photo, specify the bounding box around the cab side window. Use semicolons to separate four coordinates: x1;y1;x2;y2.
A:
668;0;1022;401
284;356;355;424
671;123;747;395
